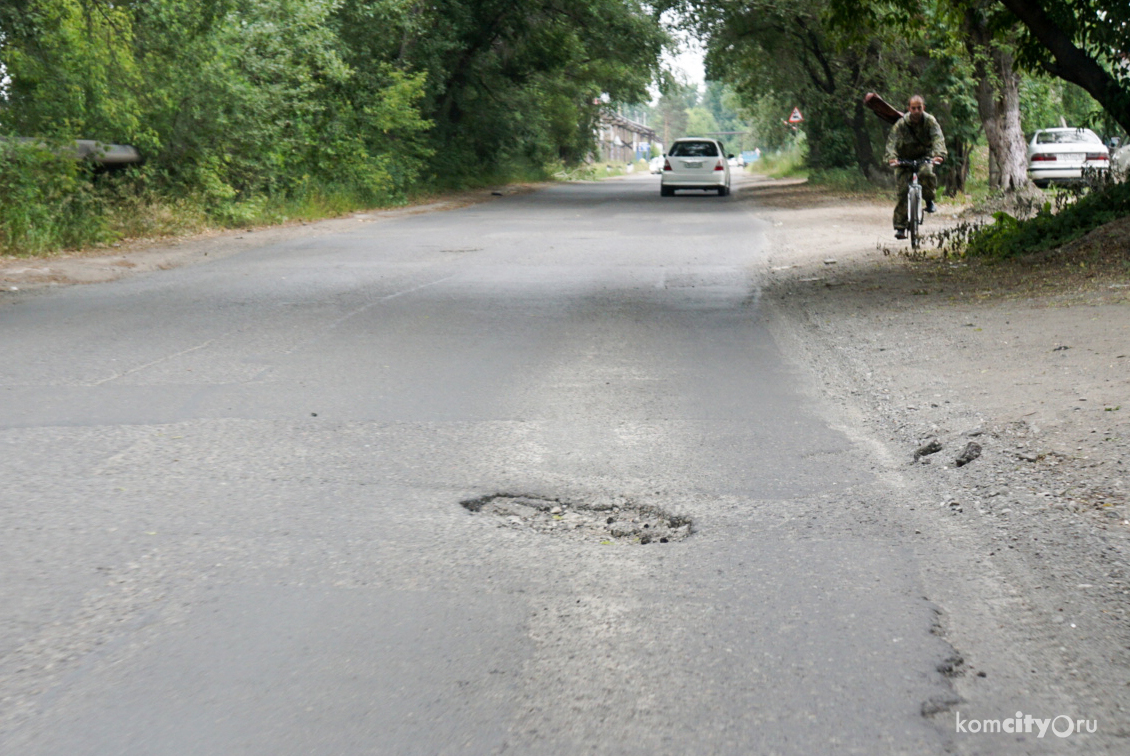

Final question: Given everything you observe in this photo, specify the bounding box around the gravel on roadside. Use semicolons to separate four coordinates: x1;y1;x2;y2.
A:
751;178;1130;747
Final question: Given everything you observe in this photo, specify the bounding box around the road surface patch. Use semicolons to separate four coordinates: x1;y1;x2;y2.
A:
460;493;692;544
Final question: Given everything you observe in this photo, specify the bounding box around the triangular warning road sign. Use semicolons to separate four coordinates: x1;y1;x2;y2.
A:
788;107;804;123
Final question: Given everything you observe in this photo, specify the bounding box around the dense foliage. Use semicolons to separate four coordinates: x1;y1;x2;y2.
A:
662;0;1127;197
1000;0;1130;134
661;0;983;188
0;0;665;253
0;137;109;253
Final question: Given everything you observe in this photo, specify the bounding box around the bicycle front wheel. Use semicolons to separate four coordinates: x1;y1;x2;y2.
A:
907;188;921;248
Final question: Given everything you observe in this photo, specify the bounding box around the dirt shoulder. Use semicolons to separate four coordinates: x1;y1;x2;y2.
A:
752;177;1130;480
749;175;1130;747
0;184;541;296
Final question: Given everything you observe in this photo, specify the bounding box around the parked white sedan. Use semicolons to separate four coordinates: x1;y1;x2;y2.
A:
661;138;732;196
1027;128;1109;187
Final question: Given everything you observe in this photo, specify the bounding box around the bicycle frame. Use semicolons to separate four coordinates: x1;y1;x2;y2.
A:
897;159;930;249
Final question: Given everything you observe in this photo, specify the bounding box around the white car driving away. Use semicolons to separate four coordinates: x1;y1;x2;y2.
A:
661;137;732;196
1027;127;1110;187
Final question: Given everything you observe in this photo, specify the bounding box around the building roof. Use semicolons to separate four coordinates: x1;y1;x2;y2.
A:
598;111;657;141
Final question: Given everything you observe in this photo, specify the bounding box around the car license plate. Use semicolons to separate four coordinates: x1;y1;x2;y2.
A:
1061;154;1083;164
682;160;703;168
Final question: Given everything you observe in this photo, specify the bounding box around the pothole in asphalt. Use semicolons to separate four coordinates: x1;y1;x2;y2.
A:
461;494;693;544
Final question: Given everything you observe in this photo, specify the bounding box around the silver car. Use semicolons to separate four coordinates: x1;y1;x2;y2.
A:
661;138;732;196
1027;128;1110;187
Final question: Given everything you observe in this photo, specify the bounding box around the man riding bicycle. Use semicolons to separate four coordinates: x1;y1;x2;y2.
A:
885;95;947;239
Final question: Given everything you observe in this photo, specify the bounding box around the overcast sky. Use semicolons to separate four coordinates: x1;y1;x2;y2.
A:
667;40;706;89
650;32;705;105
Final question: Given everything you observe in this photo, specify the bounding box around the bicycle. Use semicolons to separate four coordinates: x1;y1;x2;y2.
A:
896;158;932;249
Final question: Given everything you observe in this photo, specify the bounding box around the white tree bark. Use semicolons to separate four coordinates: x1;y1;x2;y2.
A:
977;48;1032;192
965;8;1038;195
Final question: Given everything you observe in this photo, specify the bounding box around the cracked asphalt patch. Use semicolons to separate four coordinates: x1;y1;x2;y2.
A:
460;494;693;544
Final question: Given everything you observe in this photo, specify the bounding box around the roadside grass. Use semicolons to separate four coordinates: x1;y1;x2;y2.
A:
555;159;649;181
105;195;211;241
806;167;888;197
427;159;555;192
3;141;662;259
753;145;808;179
2;184;411;258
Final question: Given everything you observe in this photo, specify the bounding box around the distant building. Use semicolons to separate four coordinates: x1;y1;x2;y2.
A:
596;110;659;163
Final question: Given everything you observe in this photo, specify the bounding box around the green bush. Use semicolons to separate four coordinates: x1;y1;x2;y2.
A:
0;141;114;254
755;141;808;178
966;180;1130;258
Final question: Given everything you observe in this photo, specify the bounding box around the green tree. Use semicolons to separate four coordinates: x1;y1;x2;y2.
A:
1019;76;1121;136
666;0;920;179
0;0;671;255
702;81;758;150
831;0;1129;192
652;75;698;148
386;0;666;180
684;106;718;138
997;0;1130;134
1;0;144;141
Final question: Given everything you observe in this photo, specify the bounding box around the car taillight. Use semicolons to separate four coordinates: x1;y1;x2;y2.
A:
714;159;724;171
1030;154;1057;161
1085;153;1108;161
663;159;672;171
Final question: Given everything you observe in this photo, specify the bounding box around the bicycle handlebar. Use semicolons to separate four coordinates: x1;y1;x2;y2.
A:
895;158;933;168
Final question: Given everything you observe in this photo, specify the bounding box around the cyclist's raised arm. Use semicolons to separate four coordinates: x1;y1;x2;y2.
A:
884;119;903;165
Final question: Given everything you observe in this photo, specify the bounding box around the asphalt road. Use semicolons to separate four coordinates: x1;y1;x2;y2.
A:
1;174;960;754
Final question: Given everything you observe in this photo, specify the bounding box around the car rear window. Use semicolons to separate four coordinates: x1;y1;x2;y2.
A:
669;141;719;157
1036;130;1102;145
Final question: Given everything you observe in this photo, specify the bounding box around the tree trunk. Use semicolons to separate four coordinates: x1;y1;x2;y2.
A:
976;56;1029;193
964;8;1036;195
846;98;882;181
844;51;887;183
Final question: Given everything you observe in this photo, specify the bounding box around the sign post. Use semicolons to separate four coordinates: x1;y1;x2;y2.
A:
787;107;804;124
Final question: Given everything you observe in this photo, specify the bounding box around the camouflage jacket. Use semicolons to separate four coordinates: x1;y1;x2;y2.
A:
884;112;947;163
